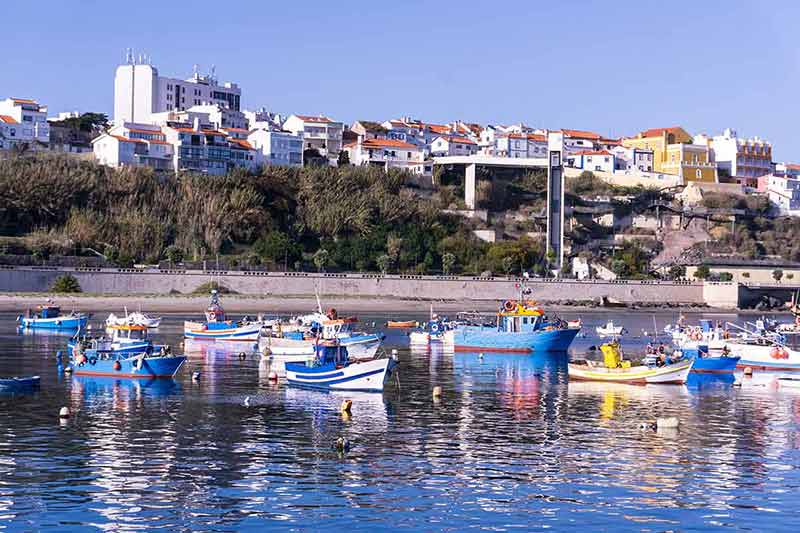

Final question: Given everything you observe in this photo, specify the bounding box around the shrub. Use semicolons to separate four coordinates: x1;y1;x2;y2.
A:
50;274;81;293
694;265;711;280
718;272;733;282
192;281;237;294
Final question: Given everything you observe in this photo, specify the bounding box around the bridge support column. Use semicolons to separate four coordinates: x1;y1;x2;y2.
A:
546;134;565;274
465;163;477;210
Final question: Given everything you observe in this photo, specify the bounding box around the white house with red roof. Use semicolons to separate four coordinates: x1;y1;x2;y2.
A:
343;137;428;175
283;114;344;164
571;150;615;173
765;173;800;215
92;123;173;171
0;97;50;149
560;129;601;155
429;135;479;157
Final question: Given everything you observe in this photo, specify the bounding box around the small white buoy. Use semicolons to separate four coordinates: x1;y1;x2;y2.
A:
391;349;398;356
479;352;484;360
238;352;246;360
64;366;73;374
334;436;350;452
433;385;442;398
192;371;201;382
243;396;251;407
59;407;70;419
268;371;278;381
657;417;679;429
744;366;753;376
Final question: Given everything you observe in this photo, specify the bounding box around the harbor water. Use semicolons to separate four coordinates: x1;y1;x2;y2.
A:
1;310;800;531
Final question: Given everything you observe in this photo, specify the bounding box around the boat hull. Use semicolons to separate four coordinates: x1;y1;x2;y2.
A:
21;315;88;330
568;360;692;384
447;327;579;353
719;342;800;371
0;376;41;392
286;357;396;392
184;322;262;341
691;356;740;374
69;354;186;378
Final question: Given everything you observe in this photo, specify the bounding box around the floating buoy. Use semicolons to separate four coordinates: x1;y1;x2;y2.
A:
341;399;352;414
262;346;272;357
657;417;679;429
180;341;184;348
479;352;484;360
268;371;278;381
238;352;246;360
59;407;70;419
64;366;73;374
639;422;656;431
243;396;251;407
113;361;121;371
433;385;443;398
334;437;350;452
744;366;753;376
192;371;201;382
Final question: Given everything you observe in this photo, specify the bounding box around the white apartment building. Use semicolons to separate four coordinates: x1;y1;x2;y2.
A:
248;128;303;167
244;108;284;131
573;150;615;173
560;129;601;156
429;135;479;157
0;97;50;149
344;138;427;175
92;123;173;171
93;119;258;175
766;174;800;215
705;128;772;182
114;58;241;125
283;114;344;163
610;145;654;172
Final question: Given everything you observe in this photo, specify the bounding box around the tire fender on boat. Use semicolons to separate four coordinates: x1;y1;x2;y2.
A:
89;357;97;365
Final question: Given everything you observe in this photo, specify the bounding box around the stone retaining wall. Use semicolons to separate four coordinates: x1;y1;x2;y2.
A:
0;266;714;306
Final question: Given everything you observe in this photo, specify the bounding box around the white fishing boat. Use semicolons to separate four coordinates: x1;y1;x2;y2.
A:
568;342;692;384
183;290;264;341
596;320;625;337
261;318;383;360
106;311;162;329
285;341;397;392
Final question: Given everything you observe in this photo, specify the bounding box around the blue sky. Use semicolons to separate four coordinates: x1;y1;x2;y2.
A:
2;1;797;159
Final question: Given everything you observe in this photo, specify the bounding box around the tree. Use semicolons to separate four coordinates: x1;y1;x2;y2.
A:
668;265;686;280
164;245;184;265
313;248;329;272
50;274;81;293
773;269;784;282
502;256;515;276
376;254;393;274
694;265;711;280
337;150;350;166
718;272;733;282
253;231;300;268
442;252;456;275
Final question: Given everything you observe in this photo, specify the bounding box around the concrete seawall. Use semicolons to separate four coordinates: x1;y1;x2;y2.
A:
0;265;736;307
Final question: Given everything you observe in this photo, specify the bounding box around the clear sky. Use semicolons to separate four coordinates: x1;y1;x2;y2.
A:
2;0;797;159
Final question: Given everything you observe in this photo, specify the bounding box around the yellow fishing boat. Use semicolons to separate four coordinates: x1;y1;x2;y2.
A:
568;342;692;385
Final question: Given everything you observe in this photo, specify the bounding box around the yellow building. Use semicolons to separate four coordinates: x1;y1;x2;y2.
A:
622;126;717;183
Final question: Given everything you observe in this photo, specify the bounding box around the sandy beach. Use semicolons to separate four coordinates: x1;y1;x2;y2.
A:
0;293;504;314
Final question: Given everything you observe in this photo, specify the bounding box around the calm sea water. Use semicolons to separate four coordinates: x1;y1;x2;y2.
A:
2;309;800;531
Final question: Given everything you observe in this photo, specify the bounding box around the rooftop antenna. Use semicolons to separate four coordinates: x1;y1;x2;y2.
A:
210;64;216;81
192;63;199;79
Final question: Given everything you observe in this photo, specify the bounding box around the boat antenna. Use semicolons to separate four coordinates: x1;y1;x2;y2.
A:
315;283;323;314
652;314;658;343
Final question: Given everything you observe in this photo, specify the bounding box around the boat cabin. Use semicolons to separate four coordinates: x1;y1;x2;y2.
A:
321;318;357;339
30;305;61;319
110;324;149;342
314;341;349;366
497;301;546;333
205;290;227;323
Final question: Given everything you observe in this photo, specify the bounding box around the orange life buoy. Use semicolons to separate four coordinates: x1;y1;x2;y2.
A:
771;347;789;360
113;361;122;371
503;300;516;312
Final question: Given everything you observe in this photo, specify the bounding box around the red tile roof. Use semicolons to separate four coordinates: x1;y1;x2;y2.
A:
576;150;612;156
361;138;418;149
110;135;145;144
223;127;250;133
502;133;546;141
639;126;684;138
441;135;476;145
146;139;171;145
201;130;227;136
785;164;800;171
561;129;602;140
229;138;255;150
599;138;621;145
295;114;334;123
11;98;37;104
0;115;18;124
126;127;164;136
427;124;450;135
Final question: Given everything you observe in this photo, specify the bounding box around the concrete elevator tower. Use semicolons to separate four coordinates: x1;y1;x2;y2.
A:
546;131;565;273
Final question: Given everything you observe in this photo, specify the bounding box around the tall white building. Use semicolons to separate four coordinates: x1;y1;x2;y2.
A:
248;128;303;167
114;56;241;125
282;114;344;164
0;97;50;149
703;128;772;184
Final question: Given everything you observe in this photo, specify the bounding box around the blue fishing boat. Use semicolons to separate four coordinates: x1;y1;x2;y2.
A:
285;341;397;392
683;345;739;374
18;304;88;330
0;376;41;393
444;300;579;353
67;324;165;355
184;290;264;341
65;342;185;378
